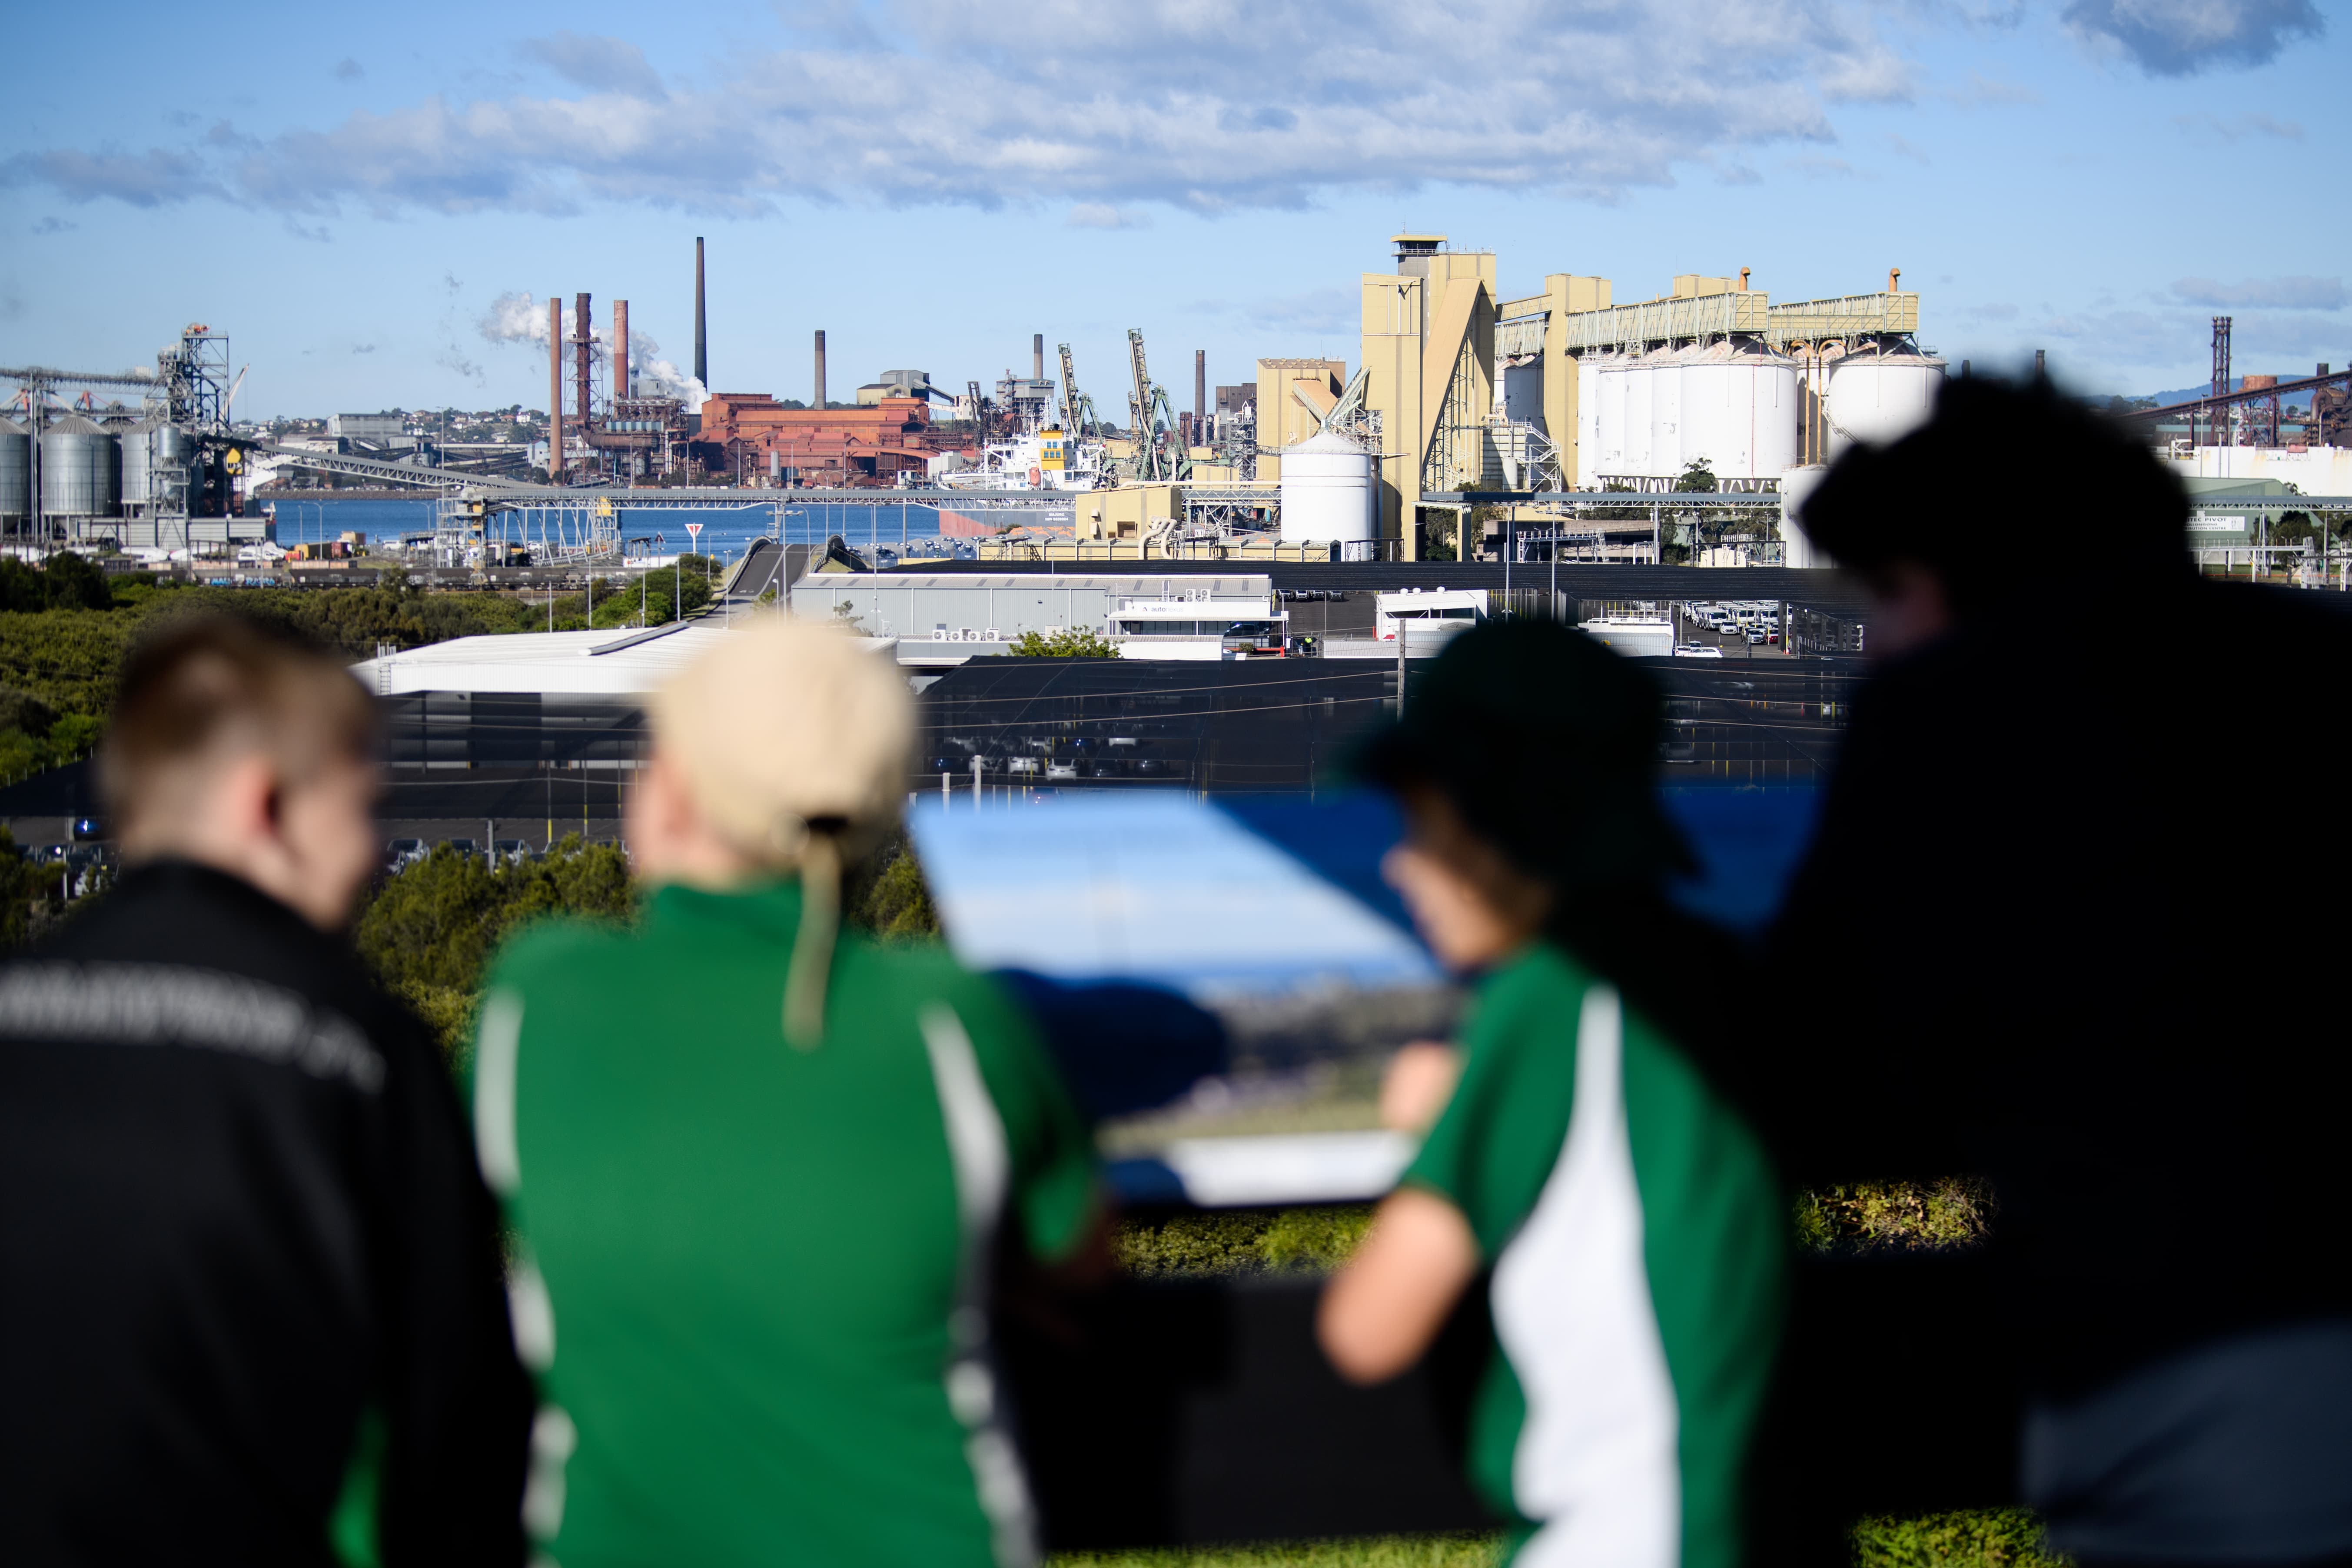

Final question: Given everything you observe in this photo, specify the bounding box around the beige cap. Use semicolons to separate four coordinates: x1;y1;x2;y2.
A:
649;617;914;867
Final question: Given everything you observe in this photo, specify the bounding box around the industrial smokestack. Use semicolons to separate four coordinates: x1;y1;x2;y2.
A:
574;293;593;444
1194;350;1205;425
614;299;630;404
548;296;565;484
1033;334;1044;381
814;330;827;409
694;238;707;387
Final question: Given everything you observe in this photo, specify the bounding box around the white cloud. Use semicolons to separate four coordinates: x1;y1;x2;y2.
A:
518;32;667;99
1067;203;1148;230
2171;275;2345;309
7;0;1921;216
2063;0;2322;74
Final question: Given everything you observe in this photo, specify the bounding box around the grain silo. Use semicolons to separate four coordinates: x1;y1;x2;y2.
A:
39;414;120;522
1824;339;1946;457
0;418;27;527
1277;431;1375;547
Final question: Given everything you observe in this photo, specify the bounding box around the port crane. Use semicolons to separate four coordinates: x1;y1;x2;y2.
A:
1056;343;1104;440
1123;328;1190;485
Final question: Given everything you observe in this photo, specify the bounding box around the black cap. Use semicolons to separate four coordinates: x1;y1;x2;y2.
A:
1352;618;1691;891
1801;374;2188;616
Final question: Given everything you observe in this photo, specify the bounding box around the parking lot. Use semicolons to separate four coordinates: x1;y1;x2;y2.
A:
1674;600;1794;659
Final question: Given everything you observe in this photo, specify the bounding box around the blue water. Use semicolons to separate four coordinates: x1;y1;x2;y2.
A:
262;496;956;558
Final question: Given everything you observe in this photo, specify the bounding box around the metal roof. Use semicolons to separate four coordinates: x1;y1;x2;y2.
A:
350;618;897;697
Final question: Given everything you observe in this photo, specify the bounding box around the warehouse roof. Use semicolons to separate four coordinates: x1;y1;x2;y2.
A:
351;618;897;697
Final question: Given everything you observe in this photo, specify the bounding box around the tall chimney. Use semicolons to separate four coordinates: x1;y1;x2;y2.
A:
1033;334;1044;381
613;299;630;403
814;330;827;409
1194;350;1206;424
693;237;707;387
547;296;565;483
574;293;593;442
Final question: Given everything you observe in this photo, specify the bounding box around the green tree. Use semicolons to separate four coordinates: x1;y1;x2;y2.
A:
844;828;941;940
0;828;42;950
354;837;636;1057
1672;458;1719;494
1008;627;1118;657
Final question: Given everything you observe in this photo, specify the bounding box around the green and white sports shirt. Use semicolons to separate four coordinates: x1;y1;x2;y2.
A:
1404;941;1784;1568
468;880;1097;1568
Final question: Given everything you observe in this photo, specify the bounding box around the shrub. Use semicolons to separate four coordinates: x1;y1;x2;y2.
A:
1010;627;1118;657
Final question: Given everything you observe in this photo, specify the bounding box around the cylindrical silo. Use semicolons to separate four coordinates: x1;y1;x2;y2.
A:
0;419;28;525
1620;351;1654;480
1278;430;1375;544
1681;340;1801;483
150;424;191;514
1595;352;1630;481
1779;464;1830;568
1575;353;1601;489
1824;339;1947;457
40;413;120;520
1648;345;1688;483
121;416;157;509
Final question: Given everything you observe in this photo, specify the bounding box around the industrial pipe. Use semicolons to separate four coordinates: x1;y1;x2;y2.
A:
573;293;593;451
815;330;827;410
614;300;630;404
694;238;708;387
548;296;565;484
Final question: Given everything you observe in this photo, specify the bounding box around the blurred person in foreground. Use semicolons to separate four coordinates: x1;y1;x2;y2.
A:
1758;375;2352;1567
1319;620;1785;1568
0;617;530;1565
470;616;1103;1567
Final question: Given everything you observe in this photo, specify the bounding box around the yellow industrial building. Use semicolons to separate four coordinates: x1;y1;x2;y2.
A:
1023;234;1923;562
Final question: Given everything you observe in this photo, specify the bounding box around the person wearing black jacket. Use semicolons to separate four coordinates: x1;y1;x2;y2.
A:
1749;377;2352;1567
0;618;530;1565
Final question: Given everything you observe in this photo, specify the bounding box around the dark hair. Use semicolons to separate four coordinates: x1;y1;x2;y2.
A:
1800;374;2189;617
1353;618;1691;894
100;616;378;828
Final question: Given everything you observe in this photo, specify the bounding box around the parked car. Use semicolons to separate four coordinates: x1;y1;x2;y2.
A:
1674;644;1726;659
492;839;533;867
385;837;426;871
444;838;479;861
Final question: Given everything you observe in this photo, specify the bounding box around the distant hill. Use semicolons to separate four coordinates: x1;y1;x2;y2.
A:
2146;378;2246;406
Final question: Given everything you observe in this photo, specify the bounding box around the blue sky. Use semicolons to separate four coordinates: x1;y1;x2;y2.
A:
3;0;2340;417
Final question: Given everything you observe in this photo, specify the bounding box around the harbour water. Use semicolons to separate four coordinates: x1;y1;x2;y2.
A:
264;496;962;560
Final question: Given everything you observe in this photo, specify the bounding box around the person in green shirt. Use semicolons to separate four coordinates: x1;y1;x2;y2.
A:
1321;619;1784;1568
469;618;1103;1568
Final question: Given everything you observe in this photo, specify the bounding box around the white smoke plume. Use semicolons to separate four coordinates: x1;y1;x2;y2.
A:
479;290;550;345
477;289;704;410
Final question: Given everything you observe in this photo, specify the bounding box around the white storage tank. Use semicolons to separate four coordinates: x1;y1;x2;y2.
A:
39;413;120;520
0;418;27;525
1594;352;1631;480
1825;340;1946;457
1277;430;1375;544
1619;352;1654;479
1575;354;1601;489
1648;345;1689;483
1779;463;1830;568
1680;340;1801;483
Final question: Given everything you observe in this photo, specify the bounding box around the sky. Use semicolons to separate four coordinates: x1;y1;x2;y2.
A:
2;0;2342;418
